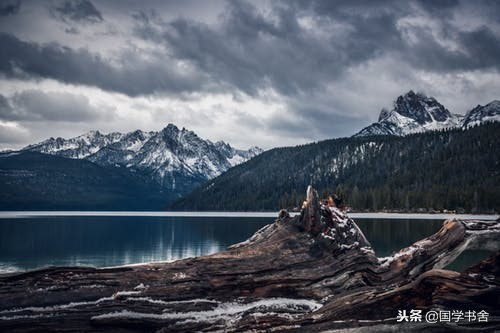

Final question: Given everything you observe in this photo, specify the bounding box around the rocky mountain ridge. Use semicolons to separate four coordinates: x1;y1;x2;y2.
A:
23;124;262;192
356;91;499;137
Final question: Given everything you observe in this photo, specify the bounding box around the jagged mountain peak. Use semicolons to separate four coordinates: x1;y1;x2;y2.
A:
160;123;203;143
391;90;453;125
397;90;420;100
162;123;180;134
161;123;197;134
85;129;101;136
462;100;500;128
248;146;263;153
214;140;231;149
355;91;462;137
470;100;500;112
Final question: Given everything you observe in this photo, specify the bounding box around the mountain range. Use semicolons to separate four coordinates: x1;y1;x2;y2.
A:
22;124;262;193
355;90;500;137
1;90;499;211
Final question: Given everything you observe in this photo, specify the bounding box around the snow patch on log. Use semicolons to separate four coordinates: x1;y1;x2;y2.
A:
0;288;146;318
91;297;322;324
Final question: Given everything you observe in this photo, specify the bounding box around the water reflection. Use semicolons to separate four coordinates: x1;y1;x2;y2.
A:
0;216;270;271
355;218;443;257
356;219;494;272
0;216;491;273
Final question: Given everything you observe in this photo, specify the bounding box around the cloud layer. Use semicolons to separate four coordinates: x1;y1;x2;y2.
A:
0;0;499;150
50;0;103;24
0;0;20;16
0;90;108;122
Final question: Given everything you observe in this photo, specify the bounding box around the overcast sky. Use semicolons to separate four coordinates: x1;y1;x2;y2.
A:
1;0;499;150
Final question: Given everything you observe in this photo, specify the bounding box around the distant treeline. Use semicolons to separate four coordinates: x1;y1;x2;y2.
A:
0;152;170;210
172;122;500;213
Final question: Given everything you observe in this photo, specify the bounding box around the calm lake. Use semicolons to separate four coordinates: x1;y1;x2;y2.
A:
0;213;495;274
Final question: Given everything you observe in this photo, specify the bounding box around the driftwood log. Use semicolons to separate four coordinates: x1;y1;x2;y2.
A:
0;186;499;332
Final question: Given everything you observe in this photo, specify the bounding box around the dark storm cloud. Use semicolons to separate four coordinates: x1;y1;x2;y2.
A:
1;0;499;100
132;0;500;97
402;26;500;72
0;90;107;122
415;0;459;12
302;0;500;72
0;0;21;16
0;33;210;96
457;27;500;68
50;0;103;24
136;2;370;96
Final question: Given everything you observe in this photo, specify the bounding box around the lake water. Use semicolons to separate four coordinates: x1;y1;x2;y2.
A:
0;214;495;274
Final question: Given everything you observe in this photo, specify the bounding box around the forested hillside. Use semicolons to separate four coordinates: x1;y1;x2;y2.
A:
0;152;169;210
172;123;500;213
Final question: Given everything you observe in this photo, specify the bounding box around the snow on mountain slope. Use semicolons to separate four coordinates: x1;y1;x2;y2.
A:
23;130;125;159
23;124;263;189
355;91;462;137
461;100;500;128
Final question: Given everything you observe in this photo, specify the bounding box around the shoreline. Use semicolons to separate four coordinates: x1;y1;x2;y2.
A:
0;210;498;220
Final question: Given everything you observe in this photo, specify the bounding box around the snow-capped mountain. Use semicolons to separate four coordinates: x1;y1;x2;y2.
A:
23;124;262;191
355;91;462;137
23;130;129;159
461;100;500;128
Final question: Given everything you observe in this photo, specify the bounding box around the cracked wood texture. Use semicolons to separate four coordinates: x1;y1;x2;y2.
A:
0;187;499;332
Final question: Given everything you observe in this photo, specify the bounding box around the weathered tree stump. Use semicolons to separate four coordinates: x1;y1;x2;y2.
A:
0;187;498;332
